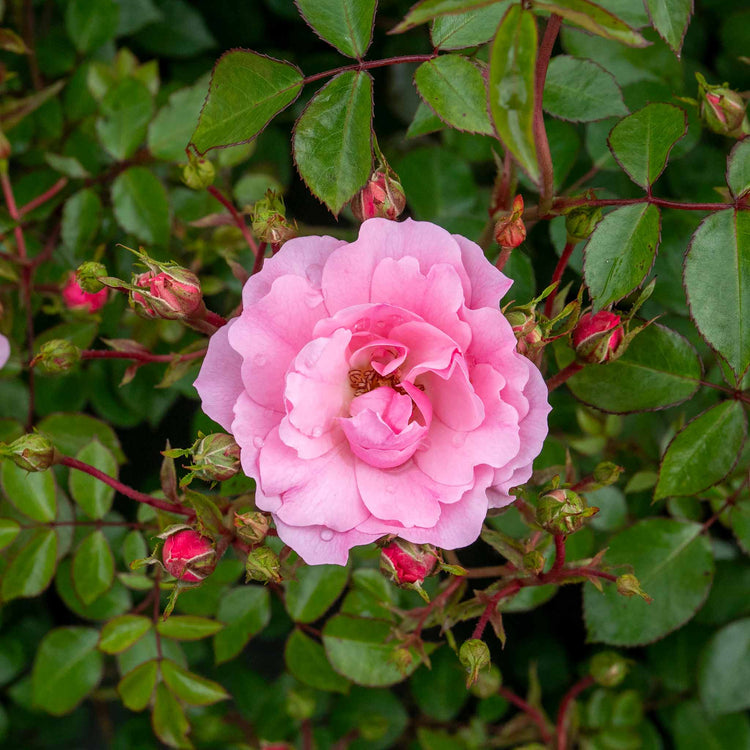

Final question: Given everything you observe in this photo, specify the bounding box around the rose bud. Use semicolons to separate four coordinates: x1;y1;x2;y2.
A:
616;573;652;602
350;169;406;222
62;273;108;313
565;203;603;242
75;261;108;293
590;651;629;688
380;539;438;590
571;311;624;364
251;190;297;247
536;488;597;535
522;549;545;575
245;545;282;584
697;73;749;139
459;638;491;688
470;664;503;699
190;433;241;483
182;156;215;190
130;266;205;321
0;433;56;472
162;528;216;582
494;194;526;249
506;310;544;365
33;339;81;374
234;511;271;545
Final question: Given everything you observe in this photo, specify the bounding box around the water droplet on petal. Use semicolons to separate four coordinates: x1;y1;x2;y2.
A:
303;290;322;308
374;319;386;330
253;354;267;367
320;529;334;541
305;264;323;286
352;317;370;333
386;314;405;328
253;437;264;449
312;426;324;438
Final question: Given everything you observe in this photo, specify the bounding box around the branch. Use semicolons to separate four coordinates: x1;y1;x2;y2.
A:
498;686;553;744
207;185;259;257
556;675;595;749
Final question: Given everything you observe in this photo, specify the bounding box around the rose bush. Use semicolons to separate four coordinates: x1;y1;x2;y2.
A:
195;219;550;564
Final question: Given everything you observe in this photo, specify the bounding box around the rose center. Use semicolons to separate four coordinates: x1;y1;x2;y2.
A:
348;367;404;397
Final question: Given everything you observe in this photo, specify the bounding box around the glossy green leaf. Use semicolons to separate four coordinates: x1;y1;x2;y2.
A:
407;102;445;138
415;55;493;135
285;564;349;623
152;682;192;749
323;615;430;686
730;500;750;555
394;0;500;32
99;615;153;654
410;647;469;721
37;413;124;463
655;401;747;499
644;0;692;55
72;530;115;606
584;203;660;308
65;0;119;53
727;139;750;200
534;0;648;47
156;616;224;641
61;189;102;255
111;167;170;247
671;701;750;750
160;659;229;706
118;659;158;712
148;77;208;161
1;459;56;522
1;529;57;602
296;0;376;58
284;629;350;693
584;519;714;645
69;439;117;519
698;618;750;715
566;324;702;413
543;55;628;122
431;3;510;49
56;560;132;622
488;5;539;182
685;209;750;377
191;49;303;154
96;79;153;161
213;586;271;664
608;103;687;188
31;627;103;715
0;518;20;551
293;70;373;215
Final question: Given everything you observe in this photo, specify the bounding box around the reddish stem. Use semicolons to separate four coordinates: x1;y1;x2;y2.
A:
546;362;584;392
545;535;566;579
302;54;437;85
554;196;734;213
498;686;553;745
252;241;267;276
81;348;207;364
207;185;259;257
472;580;522;640
18;177;67;216
544;240;577;318
413;575;464;639
203;309;227;328
556;675;595;749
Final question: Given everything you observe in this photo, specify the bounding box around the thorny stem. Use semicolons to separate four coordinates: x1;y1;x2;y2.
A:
498;686;553;745
556;675;595;749
702;473;749;531
81;348;208;364
252;241;267;276
545;535;567;579
203;309;228;328
207;185;259;257
413;575;464;639
544;240;577;318
553;195;735;214
546;361;584;392
18;177;67;215
471;581;522;640
302;53;437;85
153;569;163;657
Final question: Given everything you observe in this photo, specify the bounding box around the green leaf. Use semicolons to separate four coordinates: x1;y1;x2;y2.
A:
584;519;714;646
37;413;124;463
671;701;750;750
685;209;750;377
566;324;701;412
296;0;376;58
543;55;628;122
285;564;349;623
44;153;90;179
698;618;750;715
323;614;431;687
727;139;750;200
644;0;692;55
584;203;660;308
655;401;747;499
534;0;648;47
99;615;152;654
61;189;102;256
65;0;119;53
191;50;303;154
488;5;539;182
608;103;687;188
31;627;103;715
133;0;214;59
0;518;21;551
72;530;115;606
152;682;192;749
213;586;271;664
69;439;117;519
118;659;158;712
431;3;510;49
1;529;57;602
160;660;229;706
1;459;56;522
293;70;373;215
148;77;208;162
285;629;350;693
393;0;502;33
410;647;469;721
414;55;493;135
156;616;224;641
111;167;170;247
730;500;750;556
96;78;154;161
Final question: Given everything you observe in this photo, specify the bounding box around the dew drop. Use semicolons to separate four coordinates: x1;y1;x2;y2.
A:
320;529;334;541
312;426;324;438
253;353;267;367
352;317;370;332
303;290;322;308
305;264;323;286
253;437;265;449
374;319;386;330
386;314;405;328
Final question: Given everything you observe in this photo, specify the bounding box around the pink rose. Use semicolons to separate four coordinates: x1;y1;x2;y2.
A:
61;274;108;313
0;333;9;370
195;219;550;565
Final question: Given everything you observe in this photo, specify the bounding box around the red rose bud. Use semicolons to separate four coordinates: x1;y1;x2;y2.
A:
572;311;624;364
536;488;597;535
62;273;108;313
0;433;56;472
162;528;216;582
459;638;491;688
697;73;749;139
131;267;205;321
350;169;406;222
190;433;241;483
251;190;297;246
75;261;108;293
494;194;526;249
590;651;629;688
33;339;81;374
380;539;438;588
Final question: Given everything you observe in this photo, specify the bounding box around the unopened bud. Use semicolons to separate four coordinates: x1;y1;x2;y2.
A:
565;203;603;241
459;638;491;688
161;528;216;583
616;574;652;603
33;339;81;374
245;545;281;584
494;195;526;249
62;272;108;313
523;550;545;575
251;190;297;246
536;488;597;535
380;539;438;594
572;311;624;364
469;663;502;699
0;433;56;471
697;73;749;139
391;646;414;675
506;309;544;363
75;261;108;293
131;266;205;321
190;433;240;483
234;511;270;545
590;651;629;687
182;156;215;190
350;169;406;222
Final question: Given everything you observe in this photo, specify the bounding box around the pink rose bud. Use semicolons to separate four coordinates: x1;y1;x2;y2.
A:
380;539;438;587
506;310;544;365
190;433;241;483
571;311;624;364
697;73;749;139
131;267;205;321
350;169;407;222
162;528;216;582
0;433;56;472
494;194;526;249
62;273;108;313
33;339;81;374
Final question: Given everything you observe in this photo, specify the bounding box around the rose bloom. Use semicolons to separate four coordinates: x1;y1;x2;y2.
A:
61;274;108;313
195;219;550;565
0;333;9;370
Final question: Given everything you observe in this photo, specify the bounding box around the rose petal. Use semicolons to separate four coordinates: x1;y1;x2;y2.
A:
230;391;281;478
452;232;513;308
